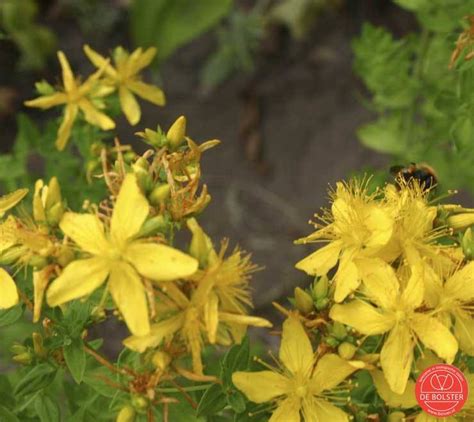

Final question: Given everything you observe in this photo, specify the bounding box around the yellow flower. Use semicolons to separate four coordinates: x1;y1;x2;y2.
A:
295;179;395;302
330;258;458;394
25;51;115;150
232;315;364;422
427;262;474;356
84;45;165;125
0;188;28;218
0;268;18;309
46;174;198;336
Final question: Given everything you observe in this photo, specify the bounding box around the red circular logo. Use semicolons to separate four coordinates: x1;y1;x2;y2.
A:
416;364;469;417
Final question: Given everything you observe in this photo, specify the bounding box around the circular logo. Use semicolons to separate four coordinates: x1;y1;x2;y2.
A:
416;364;469;417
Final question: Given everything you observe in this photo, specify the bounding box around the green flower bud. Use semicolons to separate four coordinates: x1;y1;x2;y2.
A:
325;336;339;348
462;228;474;260
314;297;329;311
32;332;47;358
12;352;33;365
134;157;149;171
131;395;148;411
338;342;357;360
28;255;48;270
116;405;136;422
10;343;28;355
46;202;64;226
447;213;474;231
149;184;171;206
136;215;167;237
294;287;314;313
35;80;55;95
313;276;329;299
331;322;347;340
57;245;75;267
45;177;62;210
0;246;24;265
167;116;186;149
151;351;171;371
388;411;405;422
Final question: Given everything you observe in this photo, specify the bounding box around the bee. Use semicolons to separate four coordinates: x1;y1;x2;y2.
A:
390;163;437;191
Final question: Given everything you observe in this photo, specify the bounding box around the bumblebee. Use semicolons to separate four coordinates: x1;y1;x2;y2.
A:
390;163;437;190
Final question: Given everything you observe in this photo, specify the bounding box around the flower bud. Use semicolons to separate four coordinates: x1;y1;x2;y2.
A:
131;395;148;411
116;405;136;422
57;245;75;267
134;157;149;171
447;213;474;231
33;180;46;223
32;332;47;358
187;218;215;267
0;246;24;265
314;297;329;311
151;351;171;371
325;337;339;348
35;80;55;95
149;184;170;206
28;255;48;270
338;342;357;360
388;411;405;422
462;228;474;260
294;287;314;314
167;116;186;149
12;352;33;365
312;276;328;299
46;202;64;226
45;177;62;210
10;343;28;355
136;215;167;237
331;322;347;340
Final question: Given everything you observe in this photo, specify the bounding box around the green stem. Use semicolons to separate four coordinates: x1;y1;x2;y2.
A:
155;384;212;393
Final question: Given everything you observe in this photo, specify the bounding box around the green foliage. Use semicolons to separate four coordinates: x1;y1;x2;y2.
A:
0;0;56;70
131;0;233;62
200;8;264;92
353;1;474;193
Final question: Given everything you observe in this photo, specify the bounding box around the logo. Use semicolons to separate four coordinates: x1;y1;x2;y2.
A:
416;364;469;417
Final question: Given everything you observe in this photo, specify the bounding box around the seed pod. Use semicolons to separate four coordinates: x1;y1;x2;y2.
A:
149;184;171;206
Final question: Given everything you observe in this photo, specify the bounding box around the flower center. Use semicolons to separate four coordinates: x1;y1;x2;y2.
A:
295;385;308;398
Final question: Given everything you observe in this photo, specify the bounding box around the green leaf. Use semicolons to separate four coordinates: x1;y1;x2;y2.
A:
451;116;473;150
357;118;405;155
64;337;86;384
34;394;60;422
13;363;56;396
196;384;226;417
226;389;246;413
393;0;430;11
131;0;233;61
83;367;117;398
221;336;250;387
0;405;20;422
0;305;23;327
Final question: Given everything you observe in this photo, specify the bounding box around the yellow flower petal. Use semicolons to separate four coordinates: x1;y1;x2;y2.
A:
33;269;51;322
125;242;198;281
303;398;348;422
400;262;424;310
59;212;108;255
311;354;363;393
364;206;394;250
334;250;360;302
279;316;314;377
232;371;290;403
205;291;219;344
410;314;458;363
128;81;166;106
330;301;394;335
380;323;414;394
24;92;67;109
128;47;157;74
454;313;474;355
111;174;149;244
57;51;76;92
119;87;141;125
269;397;301;422
47;258;109;306
0;268;18;309
218;312;272;327
83;45;117;78
357;258;399;309
295;240;342;276
370;369;417;408
445;261;474;302
108;261;150;336
0;188;28;217
56;104;78;151
0;216;19;251
123;314;184;352
78;99;115;131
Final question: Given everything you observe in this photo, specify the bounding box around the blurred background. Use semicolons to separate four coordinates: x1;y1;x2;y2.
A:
1;0;473;330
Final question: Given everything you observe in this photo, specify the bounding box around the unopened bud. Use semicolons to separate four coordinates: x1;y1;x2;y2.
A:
388;411;405;422
35;80;55;95
28;255;48;270
462;228;474;260
331;322;347;340
12;352;33;365
315;297;329;311
10;343;28;355
32;332;47;358
46;202;64;226
116;405;136;422
447;213;474;231
45;177;62;209
0;246;24;265
325;337;339;348
131;395;148;411
134;157;149;171
187;218;215;267
149;184;170;206
167;116;186;149
338;342;357;360
57;245;75;267
33;180;46;223
294;287;314;313
313;276;329;299
151;351;171;371
136;215;167;237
